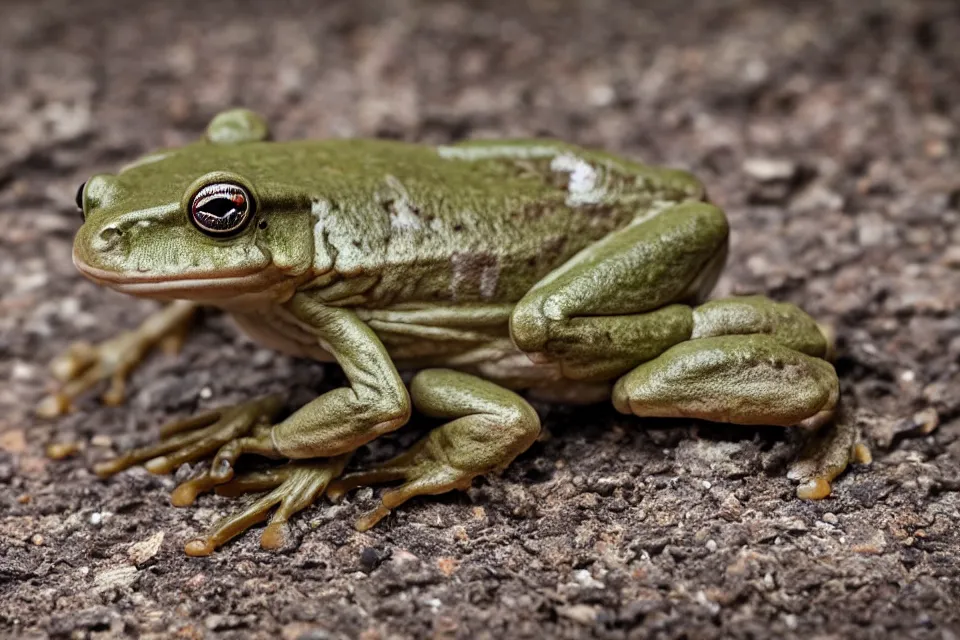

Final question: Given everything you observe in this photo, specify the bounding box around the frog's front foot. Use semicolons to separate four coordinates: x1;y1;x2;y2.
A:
179;456;349;556
37;301;197;417
91;394;284;477
327;369;541;532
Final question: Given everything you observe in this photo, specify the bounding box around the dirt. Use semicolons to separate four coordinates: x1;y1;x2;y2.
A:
2;0;959;638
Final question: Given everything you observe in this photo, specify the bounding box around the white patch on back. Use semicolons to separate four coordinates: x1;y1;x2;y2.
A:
311;198;337;271
311;198;332;238
550;153;606;206
384;175;422;231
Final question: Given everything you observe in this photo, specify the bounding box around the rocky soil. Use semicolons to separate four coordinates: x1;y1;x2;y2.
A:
1;0;959;638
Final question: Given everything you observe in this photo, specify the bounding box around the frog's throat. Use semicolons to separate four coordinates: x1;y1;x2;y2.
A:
72;248;298;303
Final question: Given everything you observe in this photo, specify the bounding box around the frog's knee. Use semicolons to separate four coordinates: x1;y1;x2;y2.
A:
509;294;554;355
613;335;839;428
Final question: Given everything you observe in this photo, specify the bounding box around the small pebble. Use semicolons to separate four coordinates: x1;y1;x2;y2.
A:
573;569;604;589
822;512;839;525
128;531;164;566
91;435;113;448
359;547;381;571
557;604;598;625
743;157;797;182
46;442;81;459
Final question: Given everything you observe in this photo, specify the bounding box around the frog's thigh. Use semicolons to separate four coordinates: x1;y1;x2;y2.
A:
510;201;728;378
612;334;838;430
327;368;541;530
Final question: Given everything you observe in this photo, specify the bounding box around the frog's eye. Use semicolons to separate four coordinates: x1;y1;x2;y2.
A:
189;183;254;236
75;181;86;220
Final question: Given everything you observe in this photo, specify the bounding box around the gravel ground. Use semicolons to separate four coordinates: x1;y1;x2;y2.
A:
1;0;959;638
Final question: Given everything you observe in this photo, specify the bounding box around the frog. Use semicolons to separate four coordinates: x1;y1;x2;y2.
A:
40;108;864;556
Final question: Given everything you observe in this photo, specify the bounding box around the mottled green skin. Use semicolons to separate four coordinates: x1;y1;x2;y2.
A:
61;109;846;555
75;129;703;308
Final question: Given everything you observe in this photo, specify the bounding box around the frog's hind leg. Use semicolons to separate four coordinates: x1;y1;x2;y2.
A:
612;295;839;429
611;296;861;498
327;369;541;531
90;394;284;477
510;201;730;381
509;205;854;496
611;331;864;499
38;300;197;417
612;334;839;430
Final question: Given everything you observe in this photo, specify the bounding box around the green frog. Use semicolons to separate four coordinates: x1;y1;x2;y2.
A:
40;109;863;556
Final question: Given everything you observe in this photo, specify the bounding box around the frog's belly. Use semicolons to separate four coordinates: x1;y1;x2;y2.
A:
230;304;566;388
231;310;337;362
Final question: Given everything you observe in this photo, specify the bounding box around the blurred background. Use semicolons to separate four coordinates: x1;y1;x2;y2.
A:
1;0;958;638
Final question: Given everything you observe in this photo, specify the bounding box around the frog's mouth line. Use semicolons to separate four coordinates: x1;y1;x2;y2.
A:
73;249;279;300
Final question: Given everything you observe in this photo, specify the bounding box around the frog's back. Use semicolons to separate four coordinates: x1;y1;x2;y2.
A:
294;138;705;307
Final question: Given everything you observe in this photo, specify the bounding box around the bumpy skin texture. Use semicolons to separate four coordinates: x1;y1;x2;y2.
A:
45;108;855;555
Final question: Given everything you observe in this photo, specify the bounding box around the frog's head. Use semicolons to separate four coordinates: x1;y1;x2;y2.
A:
73;110;316;306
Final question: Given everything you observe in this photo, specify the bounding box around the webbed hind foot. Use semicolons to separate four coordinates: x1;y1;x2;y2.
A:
91;394;283;477
37;301;197;417
788;403;871;499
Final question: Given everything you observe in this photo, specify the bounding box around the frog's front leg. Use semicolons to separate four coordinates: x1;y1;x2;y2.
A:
215;294;414;464
162;294;413;552
326;368;541;531
37;300;197;417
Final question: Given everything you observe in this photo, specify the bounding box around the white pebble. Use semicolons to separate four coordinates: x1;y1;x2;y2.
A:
573;569;605;589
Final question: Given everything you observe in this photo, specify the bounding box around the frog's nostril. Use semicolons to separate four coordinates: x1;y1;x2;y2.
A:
92;225;124;252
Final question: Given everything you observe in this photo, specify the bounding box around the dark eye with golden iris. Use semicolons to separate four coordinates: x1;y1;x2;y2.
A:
189;183;254;236
75;181;86;220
